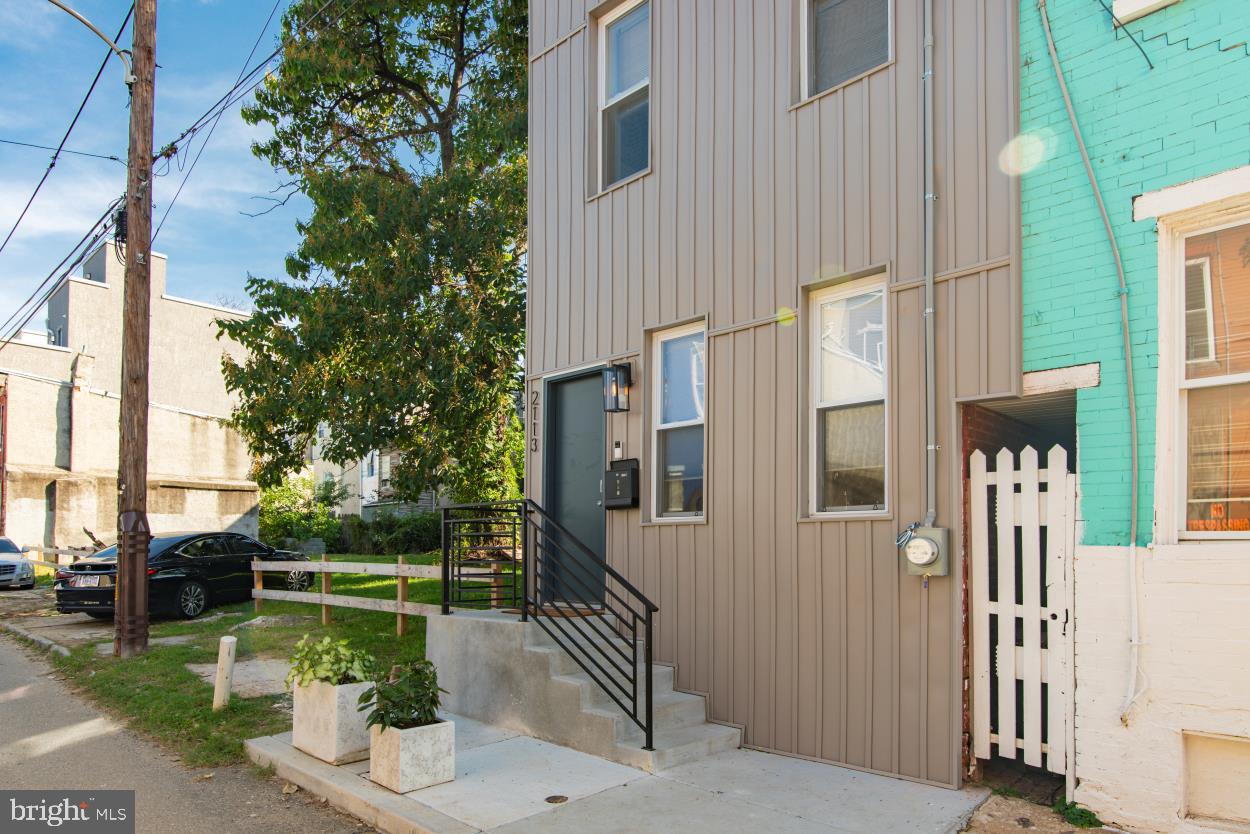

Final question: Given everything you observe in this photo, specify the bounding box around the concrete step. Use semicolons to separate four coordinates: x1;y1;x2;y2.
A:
543;665;677;719
581;687;709;735
525;641;669;684
523;616;637;656
427;611;737;777
612;721;744;773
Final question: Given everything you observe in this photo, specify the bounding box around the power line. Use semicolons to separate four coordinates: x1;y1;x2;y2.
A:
157;0;358;160
0;5;134;260
0;138;123;164
153;0;285;243
1094;0;1154;70
0;0;360;350
0;198;122;349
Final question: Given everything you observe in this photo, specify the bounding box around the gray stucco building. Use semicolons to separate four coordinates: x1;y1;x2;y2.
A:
0;241;259;549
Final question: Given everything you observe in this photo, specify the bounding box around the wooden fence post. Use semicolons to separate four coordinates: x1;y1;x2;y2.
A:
396;555;408;637
321;553;331;626
212;635;237;712
253;566;263;613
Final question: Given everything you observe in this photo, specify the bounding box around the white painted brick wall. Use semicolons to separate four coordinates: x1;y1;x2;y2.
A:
1073;545;1250;833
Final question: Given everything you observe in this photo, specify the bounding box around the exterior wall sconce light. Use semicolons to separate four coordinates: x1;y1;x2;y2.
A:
603;363;632;412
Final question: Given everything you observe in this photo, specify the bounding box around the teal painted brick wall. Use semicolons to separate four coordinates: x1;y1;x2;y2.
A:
1019;0;1250;546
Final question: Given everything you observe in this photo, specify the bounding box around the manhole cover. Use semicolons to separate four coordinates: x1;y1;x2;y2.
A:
545;795;568;805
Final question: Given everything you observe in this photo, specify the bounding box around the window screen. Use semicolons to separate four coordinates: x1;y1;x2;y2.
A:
601;2;650;187
810;0;889;96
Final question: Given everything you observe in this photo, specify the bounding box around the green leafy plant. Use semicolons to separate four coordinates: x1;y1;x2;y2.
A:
286;635;376;690
260;473;346;544
370;512;441;555
1052;800;1103;828
338;514;375;554
358;661;447;732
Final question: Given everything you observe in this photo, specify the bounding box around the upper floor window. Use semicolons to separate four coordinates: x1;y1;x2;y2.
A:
653;323;705;519
1180;220;1250;535
599;0;650;189
804;0;890;99
810;276;887;514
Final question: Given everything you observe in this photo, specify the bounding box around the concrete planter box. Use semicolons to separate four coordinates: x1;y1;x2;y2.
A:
368;720;455;794
292;680;371;764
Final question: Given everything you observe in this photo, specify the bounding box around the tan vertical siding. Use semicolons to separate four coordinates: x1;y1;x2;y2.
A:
526;0;1019;787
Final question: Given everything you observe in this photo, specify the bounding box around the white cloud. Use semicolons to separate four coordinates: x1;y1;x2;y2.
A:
0;4;61;50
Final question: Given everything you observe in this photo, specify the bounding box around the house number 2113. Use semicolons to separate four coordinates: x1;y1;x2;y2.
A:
529;390;539;452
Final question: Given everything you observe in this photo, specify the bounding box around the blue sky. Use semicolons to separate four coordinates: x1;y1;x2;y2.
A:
0;0;309;325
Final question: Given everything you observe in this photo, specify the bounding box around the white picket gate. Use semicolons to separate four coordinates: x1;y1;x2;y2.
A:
969;445;1075;779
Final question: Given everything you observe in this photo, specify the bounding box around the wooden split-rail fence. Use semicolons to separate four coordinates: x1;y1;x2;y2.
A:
250;557;448;636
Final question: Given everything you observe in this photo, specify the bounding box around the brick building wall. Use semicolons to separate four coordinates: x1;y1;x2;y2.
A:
1019;0;1250;546
1019;4;1250;830
960;403;1068;476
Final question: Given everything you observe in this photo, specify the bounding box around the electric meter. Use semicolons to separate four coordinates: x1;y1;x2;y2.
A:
900;526;949;577
905;536;939;567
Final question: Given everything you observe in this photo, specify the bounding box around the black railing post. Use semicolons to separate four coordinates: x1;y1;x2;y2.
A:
644;609;654;751
520;503;529;622
440;506;451;615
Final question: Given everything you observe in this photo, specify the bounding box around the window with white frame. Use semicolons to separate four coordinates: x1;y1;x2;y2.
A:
804;0;890;99
1184;257;1215;363
598;0;650;189
653;324;705;518
1179;221;1250;534
810;276;887;514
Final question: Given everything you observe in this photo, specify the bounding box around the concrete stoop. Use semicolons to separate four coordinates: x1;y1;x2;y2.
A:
426;610;740;773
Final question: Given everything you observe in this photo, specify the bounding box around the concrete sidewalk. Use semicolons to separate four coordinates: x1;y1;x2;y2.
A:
248;715;988;834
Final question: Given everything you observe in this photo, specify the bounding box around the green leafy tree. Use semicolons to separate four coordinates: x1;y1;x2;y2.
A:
259;472;345;543
221;0;528;503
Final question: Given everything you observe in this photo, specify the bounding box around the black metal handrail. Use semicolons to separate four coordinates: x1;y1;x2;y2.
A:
441;499;658;750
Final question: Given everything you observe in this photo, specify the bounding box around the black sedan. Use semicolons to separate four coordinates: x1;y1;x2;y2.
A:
55;532;312;620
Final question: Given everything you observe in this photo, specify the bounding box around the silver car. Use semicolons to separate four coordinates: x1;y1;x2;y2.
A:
0;537;36;589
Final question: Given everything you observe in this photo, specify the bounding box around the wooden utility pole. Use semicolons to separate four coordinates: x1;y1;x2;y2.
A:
114;0;156;659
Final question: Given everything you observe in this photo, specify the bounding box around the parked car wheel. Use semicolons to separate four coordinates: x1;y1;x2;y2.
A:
285;570;312;592
20;581;35;590
175;580;209;619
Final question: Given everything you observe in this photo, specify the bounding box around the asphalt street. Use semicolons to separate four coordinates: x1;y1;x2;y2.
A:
0;634;370;833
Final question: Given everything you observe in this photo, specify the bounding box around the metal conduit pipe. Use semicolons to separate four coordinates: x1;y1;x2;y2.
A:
921;0;938;528
1038;0;1144;723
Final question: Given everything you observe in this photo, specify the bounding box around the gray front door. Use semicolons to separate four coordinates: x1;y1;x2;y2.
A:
544;372;606;604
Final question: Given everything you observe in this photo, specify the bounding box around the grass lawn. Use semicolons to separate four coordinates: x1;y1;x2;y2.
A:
50;552;442;768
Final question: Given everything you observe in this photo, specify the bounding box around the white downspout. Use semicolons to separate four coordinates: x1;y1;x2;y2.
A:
1038;0;1144;724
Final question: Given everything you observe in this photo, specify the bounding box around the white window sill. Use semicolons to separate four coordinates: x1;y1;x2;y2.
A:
587;166;651;203
790;61;893;114
641;515;706;527
1112;0;1180;24
800;510;892;523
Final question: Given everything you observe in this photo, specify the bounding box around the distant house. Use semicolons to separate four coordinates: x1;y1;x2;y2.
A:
0;241;259;548
309;437;441;521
